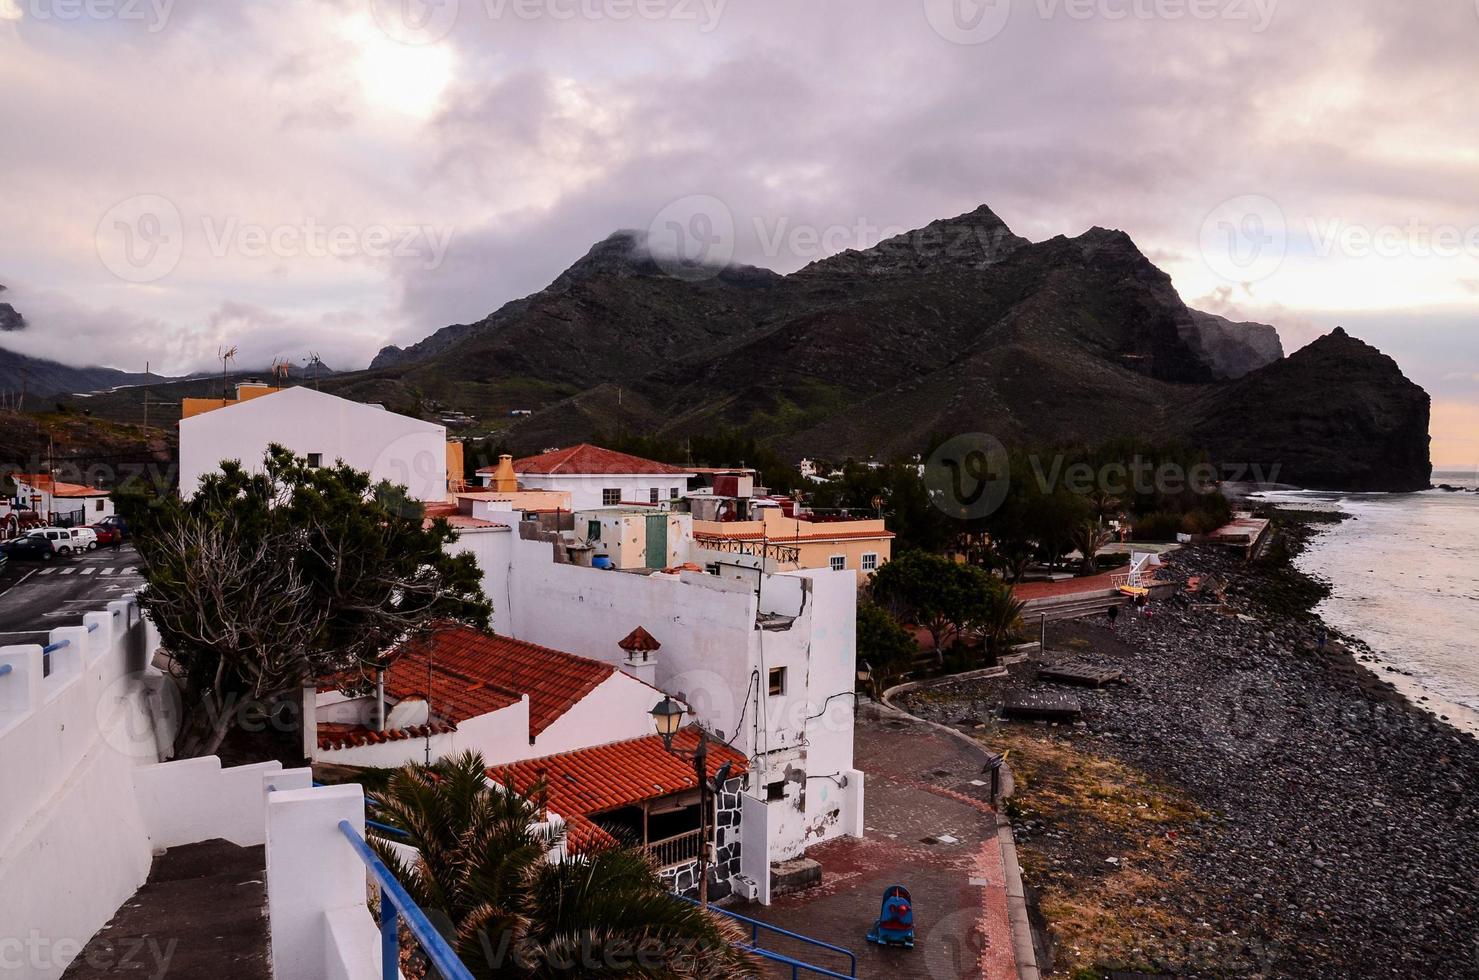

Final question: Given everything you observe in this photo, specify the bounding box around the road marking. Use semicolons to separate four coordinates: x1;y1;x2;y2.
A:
58;567;77;576
0;629;48;637
80;567;96;576
99;567;116;576
0;570;37;598
36;568;56;576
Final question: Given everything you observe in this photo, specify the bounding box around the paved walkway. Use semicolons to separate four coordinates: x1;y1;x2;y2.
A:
730;707;1017;979
1012;569;1120;602
62;840;269;980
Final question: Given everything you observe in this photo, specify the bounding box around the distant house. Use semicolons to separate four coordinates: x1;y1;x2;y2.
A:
10;473;113;526
311;625;665;768
177;385;453;502
480;444;695;510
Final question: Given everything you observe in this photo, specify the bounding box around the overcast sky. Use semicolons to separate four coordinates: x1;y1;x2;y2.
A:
1;0;1476;465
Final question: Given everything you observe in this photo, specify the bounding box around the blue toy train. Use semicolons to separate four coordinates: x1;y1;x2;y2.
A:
866;884;915;948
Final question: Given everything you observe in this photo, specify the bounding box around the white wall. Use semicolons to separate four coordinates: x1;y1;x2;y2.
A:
493;522;864;864
443;525;513;636
518;473;689;511
179;386;448;502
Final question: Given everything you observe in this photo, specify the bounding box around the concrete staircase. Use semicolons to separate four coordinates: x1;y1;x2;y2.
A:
1022;589;1128;624
62;840;269;980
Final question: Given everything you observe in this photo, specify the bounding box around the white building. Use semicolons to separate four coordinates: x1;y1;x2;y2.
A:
11;473;114;526
178;385;451;502
480;444;695;510
448;505;865;902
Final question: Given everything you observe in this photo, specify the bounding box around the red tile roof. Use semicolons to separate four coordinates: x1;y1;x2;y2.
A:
498;444;692;476
12;473;109;498
383;626;625;737
695;528;895;542
316;720;456;751
490;728;747;823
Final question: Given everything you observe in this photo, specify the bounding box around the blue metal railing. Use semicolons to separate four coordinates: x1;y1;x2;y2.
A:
0;664;11;679
87;622;100;633
337;819;475;980
314;781;411;840
677;894;857;978
41;638;68;678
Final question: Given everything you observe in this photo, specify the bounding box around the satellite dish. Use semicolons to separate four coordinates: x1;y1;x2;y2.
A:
385;697;430;730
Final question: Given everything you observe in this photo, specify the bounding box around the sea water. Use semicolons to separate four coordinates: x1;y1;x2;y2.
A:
1259;471;1479;735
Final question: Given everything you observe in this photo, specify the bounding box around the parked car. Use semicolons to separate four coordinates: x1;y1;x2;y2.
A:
96;515;128;539
25;527;94;556
89;524;122;547
1;535;55;560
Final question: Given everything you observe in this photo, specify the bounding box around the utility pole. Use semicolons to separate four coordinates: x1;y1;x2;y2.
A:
143;360;149;431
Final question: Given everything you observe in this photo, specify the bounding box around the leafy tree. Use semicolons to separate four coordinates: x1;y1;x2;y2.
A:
869;551;990;656
368;752;757;979
856;600;918;696
1069;520;1115;575
966;583;1027;667
127;446;490;758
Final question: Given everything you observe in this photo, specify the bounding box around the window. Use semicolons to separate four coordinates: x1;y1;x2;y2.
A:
829;555;846;572
306;453;323;468
649;487;660;504
587;520;602;541
602;488;621;506
95;500;105;512
669;487;679;499
861;552;878;572
766;780;786;802
768;666;787;696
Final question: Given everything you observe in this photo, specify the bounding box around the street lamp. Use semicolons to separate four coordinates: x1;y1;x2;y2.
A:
649;697;732;906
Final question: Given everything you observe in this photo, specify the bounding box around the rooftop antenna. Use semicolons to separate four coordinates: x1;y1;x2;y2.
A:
303;352;322;390
218;345;238;399
271;358;292;387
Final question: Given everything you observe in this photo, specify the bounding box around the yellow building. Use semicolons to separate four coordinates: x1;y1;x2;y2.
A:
692;508;893;585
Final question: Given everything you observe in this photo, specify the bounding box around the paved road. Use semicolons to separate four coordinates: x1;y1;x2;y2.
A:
0;546;143;643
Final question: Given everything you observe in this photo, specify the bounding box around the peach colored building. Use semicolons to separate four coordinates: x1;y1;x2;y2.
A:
693;508;893;585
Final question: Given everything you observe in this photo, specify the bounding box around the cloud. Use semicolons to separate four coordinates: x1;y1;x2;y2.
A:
0;0;1476;410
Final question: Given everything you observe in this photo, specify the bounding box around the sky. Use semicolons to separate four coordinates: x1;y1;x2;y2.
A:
0;0;1475;467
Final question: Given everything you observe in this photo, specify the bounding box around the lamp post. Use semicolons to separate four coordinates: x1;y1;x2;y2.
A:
856;660;874;715
650;696;731;906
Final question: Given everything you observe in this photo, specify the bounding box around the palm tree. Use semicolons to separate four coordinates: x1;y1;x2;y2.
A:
1070;519;1115;575
969;584;1026;667
366;751;757;979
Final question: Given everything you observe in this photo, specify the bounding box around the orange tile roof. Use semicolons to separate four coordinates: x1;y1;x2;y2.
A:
384;626;626;737
12;473;109;498
316;720;457;751
497;444;692;476
696;528;895;542
490;728;747;823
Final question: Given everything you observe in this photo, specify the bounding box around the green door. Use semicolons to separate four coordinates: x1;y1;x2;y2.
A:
645;514;668;569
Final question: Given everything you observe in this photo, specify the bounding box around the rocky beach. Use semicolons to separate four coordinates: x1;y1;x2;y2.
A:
901;513;1479;978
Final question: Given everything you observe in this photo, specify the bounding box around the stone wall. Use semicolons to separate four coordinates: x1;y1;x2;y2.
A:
659;776;745;901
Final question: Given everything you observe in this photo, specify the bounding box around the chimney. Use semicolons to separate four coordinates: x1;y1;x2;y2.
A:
616;626;661;686
490;454;518;493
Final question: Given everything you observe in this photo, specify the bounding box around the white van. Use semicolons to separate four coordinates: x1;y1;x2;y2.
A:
26;527;98;555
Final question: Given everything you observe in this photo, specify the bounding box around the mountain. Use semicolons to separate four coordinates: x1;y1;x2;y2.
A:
301;207;1428;491
0;284;24;332
1186;328;1430;491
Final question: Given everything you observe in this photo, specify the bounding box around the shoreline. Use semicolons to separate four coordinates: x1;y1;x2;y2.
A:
1256;502;1479;741
898;517;1479;978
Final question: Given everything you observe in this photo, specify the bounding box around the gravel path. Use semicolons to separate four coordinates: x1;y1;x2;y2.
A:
903;536;1479;979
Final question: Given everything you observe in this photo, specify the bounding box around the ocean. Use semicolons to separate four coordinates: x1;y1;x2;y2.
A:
1258;470;1479;736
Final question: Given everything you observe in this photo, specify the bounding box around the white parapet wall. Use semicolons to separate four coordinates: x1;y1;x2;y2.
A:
0;597;330;980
